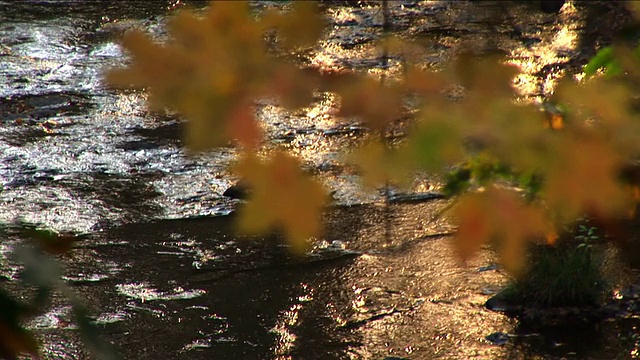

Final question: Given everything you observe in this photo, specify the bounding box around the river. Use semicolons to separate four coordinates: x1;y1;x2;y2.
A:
1;1;639;359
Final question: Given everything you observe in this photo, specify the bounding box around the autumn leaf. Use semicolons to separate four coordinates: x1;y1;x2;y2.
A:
104;0;640;271
448;54;520;99
106;1;323;150
267;65;321;109
262;2;326;49
555;78;631;127
454;192;492;260
0;322;39;360
234;152;328;252
454;186;555;274
403;65;448;96
351;140;395;189
543;135;631;221
333;76;404;131
225;100;262;150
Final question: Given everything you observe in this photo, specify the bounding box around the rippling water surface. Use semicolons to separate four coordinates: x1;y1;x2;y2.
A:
1;1;639;359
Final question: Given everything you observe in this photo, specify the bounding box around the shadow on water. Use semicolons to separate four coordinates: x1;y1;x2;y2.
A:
66;214;362;359
506;320;639;359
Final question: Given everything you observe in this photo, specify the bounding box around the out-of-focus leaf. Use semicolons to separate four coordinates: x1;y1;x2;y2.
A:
454;187;555;274
352;140;395;188
0;321;39;360
543;135;631;221
403;65;447;96
106;1;323;151
225;101;262;150
584;47;617;77
449;54;519;99
467;153;509;185
405;118;463;172
14;246;61;288
0;290;39;359
556;77;631;127
334;76;404;131
454;191;492;261
267;65;320;109
235;152;328;252
263;2;325;49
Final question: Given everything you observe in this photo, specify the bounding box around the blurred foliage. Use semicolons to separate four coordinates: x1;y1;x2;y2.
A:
106;1;326;151
106;1;640;275
0;225;119;359
0;286;39;360
234;151;328;252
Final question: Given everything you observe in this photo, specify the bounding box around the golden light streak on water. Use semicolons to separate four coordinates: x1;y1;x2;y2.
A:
507;2;581;101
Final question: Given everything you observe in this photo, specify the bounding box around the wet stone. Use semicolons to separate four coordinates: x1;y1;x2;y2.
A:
485;331;511;346
0;92;91;121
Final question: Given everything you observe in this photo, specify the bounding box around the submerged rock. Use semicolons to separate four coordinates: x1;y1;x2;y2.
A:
485;292;523;315
485;331;511;346
222;181;251;200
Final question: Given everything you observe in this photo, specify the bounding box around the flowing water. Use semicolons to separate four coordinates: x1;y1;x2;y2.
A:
1;1;639;359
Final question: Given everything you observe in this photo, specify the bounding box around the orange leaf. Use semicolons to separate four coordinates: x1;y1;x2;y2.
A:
226;102;262;150
454;187;555;274
235;152;328;252
454;193;492;261
544;135;629;221
335;76;403;131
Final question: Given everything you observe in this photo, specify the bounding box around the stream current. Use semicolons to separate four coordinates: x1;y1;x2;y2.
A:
1;1;639;359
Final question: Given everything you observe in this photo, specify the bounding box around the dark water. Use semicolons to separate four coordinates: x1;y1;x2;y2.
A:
1;1;639;359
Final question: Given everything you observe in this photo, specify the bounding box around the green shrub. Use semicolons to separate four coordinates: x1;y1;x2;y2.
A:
501;224;608;308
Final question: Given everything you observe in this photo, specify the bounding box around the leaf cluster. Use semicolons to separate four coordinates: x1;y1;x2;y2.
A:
106;1;640;272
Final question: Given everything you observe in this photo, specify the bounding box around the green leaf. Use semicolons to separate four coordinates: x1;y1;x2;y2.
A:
14;247;61;288
409;122;460;171
584;47;617;77
73;305;121;360
442;166;471;198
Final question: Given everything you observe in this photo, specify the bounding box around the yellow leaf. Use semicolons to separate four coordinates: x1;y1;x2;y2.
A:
335;76;403;131
235;152;328;252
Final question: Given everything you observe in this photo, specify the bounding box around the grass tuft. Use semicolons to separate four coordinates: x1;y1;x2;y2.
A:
501;224;608;308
